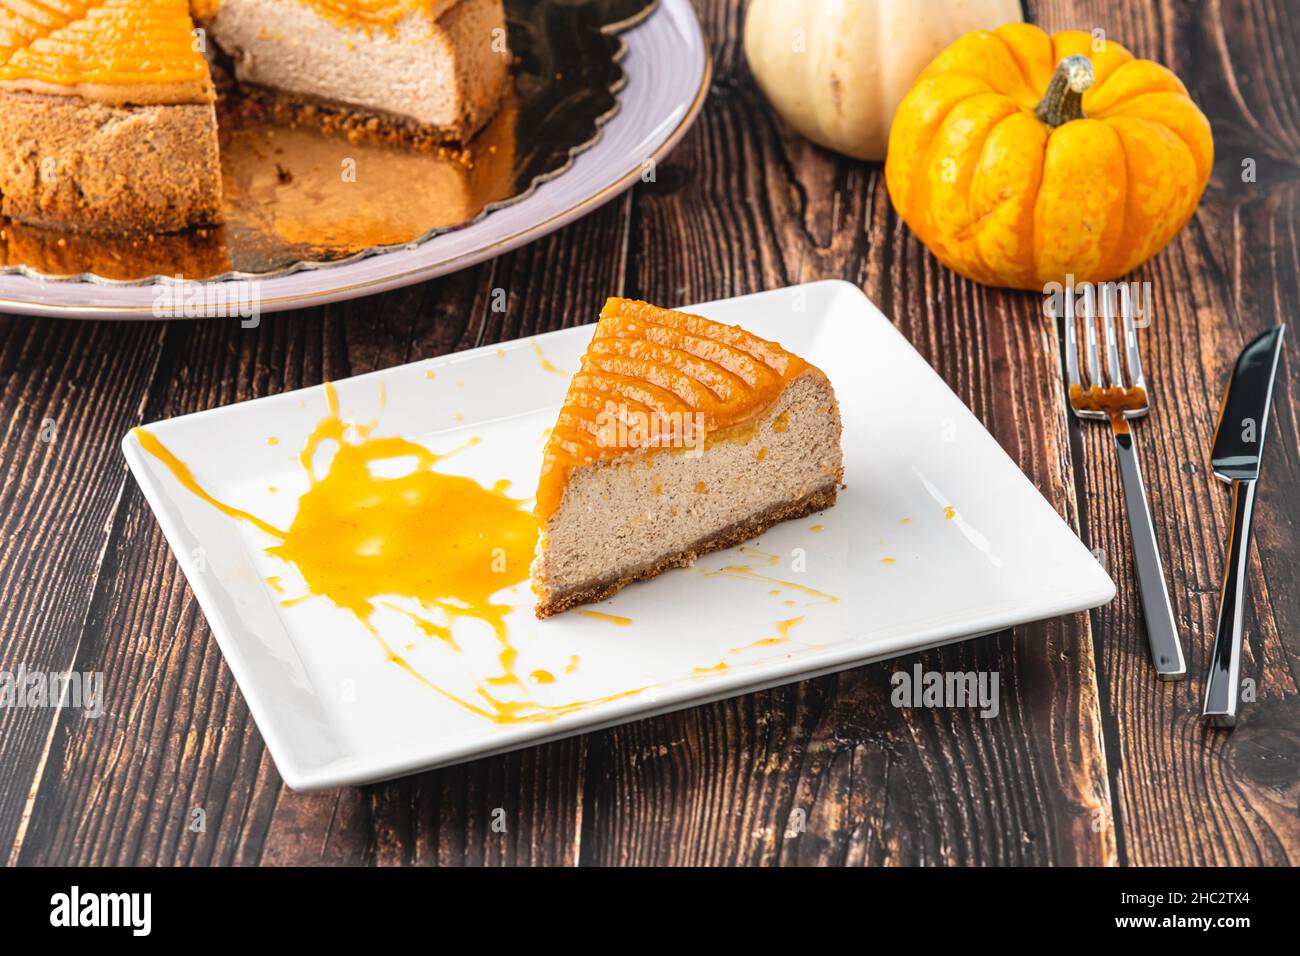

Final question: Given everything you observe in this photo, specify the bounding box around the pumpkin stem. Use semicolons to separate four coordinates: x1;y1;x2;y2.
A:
1035;55;1094;127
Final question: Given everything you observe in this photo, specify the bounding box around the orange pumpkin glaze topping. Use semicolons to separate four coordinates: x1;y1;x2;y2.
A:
297;0;457;32
536;297;812;521
0;0;208;93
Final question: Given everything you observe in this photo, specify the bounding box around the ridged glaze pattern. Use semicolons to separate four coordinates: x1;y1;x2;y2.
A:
537;297;811;520
0;0;207;87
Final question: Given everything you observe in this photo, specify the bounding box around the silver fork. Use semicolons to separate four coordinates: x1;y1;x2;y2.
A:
1062;283;1186;680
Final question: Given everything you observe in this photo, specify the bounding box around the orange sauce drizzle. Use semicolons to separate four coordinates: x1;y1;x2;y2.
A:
702;615;809;673
1069;383;1147;435
575;610;633;626
737;544;781;567
134;382;649;725
532;340;568;376
703;564;840;606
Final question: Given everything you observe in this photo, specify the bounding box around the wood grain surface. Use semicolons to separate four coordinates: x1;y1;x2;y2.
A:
0;0;1295;866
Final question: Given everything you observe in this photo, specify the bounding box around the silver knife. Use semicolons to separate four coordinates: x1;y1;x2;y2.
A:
1203;325;1286;726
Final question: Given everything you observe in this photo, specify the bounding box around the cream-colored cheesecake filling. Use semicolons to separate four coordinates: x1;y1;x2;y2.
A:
201;0;503;129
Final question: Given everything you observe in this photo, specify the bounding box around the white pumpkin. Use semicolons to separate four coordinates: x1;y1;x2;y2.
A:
744;0;1024;161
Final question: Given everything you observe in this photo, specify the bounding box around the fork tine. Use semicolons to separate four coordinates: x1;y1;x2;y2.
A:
1063;284;1082;388
1101;282;1125;388
1082;283;1103;389
1120;283;1147;391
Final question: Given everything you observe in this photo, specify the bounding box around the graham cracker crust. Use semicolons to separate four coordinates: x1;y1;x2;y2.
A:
224;80;508;154
534;482;840;619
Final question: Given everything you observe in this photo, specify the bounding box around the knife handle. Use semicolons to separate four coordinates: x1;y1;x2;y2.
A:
1113;431;1187;679
1203;479;1257;726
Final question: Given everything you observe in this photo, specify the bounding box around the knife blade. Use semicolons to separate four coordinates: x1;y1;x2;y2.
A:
1211;326;1286;481
1203;324;1286;726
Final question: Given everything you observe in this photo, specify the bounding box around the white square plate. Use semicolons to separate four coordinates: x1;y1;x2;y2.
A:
123;280;1114;790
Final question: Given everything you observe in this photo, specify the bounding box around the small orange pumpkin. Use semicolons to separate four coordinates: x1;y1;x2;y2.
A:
884;24;1214;290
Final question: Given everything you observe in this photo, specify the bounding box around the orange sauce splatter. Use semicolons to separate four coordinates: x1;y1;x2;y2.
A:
134;383;646;725
724;616;806;659
532;340;568;376
133;429;286;538
775;616;805;638
736;545;781;567
380;601;458;651
704;564;839;605
575;610;633;627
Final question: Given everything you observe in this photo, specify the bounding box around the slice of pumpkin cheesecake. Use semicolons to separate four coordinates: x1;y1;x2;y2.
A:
532;298;844;618
0;0;222;234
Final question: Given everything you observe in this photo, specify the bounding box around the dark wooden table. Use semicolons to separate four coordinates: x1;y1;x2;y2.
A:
1;0;1296;867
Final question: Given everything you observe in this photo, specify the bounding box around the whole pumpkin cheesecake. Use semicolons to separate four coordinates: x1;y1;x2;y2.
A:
532;298;844;618
0;0;509;234
0;0;223;234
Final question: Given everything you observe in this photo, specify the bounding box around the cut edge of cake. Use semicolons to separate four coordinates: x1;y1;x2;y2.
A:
200;0;511;147
532;298;844;619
